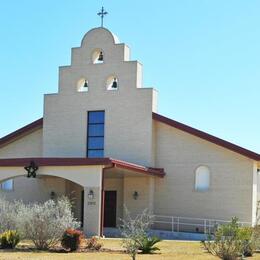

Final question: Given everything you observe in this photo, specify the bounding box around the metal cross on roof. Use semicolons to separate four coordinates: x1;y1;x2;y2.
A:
97;6;108;27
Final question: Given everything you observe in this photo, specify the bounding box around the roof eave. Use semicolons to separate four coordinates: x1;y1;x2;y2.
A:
0;118;43;148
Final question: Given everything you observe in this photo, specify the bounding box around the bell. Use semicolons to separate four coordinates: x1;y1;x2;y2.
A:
112;78;117;89
83;80;88;88
98;51;103;61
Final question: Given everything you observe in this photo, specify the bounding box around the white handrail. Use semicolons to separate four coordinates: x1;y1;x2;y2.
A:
152;214;251;234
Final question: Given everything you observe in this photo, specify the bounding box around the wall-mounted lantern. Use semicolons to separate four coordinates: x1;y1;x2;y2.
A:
133;191;139;200
88;189;94;200
50;191;56;200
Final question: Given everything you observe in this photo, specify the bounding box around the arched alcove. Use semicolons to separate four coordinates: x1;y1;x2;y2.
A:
0;175;84;222
106;76;118;90
77;78;88;92
92;49;104;64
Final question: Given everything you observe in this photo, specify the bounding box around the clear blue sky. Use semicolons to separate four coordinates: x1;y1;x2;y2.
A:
0;0;259;153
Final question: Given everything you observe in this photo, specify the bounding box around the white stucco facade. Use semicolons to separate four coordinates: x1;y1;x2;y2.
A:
0;27;259;236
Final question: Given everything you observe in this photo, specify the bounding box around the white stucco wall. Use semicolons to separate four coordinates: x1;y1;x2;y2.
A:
0;165;102;187
123;176;154;218
154;121;256;223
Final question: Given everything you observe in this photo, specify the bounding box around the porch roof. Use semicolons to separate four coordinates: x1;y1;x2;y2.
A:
0;157;165;178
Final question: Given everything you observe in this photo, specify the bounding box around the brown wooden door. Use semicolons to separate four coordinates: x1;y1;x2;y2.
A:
104;191;117;227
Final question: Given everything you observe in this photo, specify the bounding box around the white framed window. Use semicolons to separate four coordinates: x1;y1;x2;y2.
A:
1;179;14;191
195;166;210;191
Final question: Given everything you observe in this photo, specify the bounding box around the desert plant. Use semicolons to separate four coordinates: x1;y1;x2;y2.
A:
85;236;103;250
252;225;260;251
0;230;20;249
237;226;254;257
61;228;84;252
203;217;255;260
137;235;161;254
120;207;155;260
16;196;80;250
0;198;22;233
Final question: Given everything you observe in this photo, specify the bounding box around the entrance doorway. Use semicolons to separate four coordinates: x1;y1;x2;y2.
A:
104;191;117;227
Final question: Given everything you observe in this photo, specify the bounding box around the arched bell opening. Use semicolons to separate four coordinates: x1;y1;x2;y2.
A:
77;78;89;92
106;75;118;90
0;175;84;225
92;49;104;64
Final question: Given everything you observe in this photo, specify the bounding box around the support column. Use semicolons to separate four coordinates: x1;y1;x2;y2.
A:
83;186;102;237
82;167;103;237
148;177;155;214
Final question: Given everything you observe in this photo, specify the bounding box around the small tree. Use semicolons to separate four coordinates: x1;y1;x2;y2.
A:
120;207;154;260
17;196;80;250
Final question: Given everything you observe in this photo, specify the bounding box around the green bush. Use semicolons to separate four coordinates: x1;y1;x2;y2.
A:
238;226;254;257
61;228;84;252
0;230;20;249
202;217;255;260
85;236;103;250
252;225;260;251
137;235;161;254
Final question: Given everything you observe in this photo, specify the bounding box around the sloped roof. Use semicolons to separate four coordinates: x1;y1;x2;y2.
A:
153;112;260;161
0;118;43;148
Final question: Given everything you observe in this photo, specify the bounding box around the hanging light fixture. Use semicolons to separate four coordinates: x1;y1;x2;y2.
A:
98;51;103;61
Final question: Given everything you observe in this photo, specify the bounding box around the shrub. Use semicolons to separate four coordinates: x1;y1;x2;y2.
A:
120;207;157;260
137;235;161;254
238;226;254;257
0;230;20;249
85;236;103;251
0;198;22;233
61;229;84;252
203;217;255;260
16;196;80;250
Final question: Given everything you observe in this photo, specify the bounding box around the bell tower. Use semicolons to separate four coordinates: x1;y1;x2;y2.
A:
42;27;158;166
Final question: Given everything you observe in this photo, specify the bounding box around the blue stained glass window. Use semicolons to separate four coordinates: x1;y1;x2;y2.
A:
88;111;105;124
88;124;104;137
87;111;105;158
88;150;104;158
88;137;104;149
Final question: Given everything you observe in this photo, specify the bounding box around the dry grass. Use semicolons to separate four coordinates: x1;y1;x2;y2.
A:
0;239;260;259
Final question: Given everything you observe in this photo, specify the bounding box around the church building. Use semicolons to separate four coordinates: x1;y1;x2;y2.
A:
0;27;259;237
